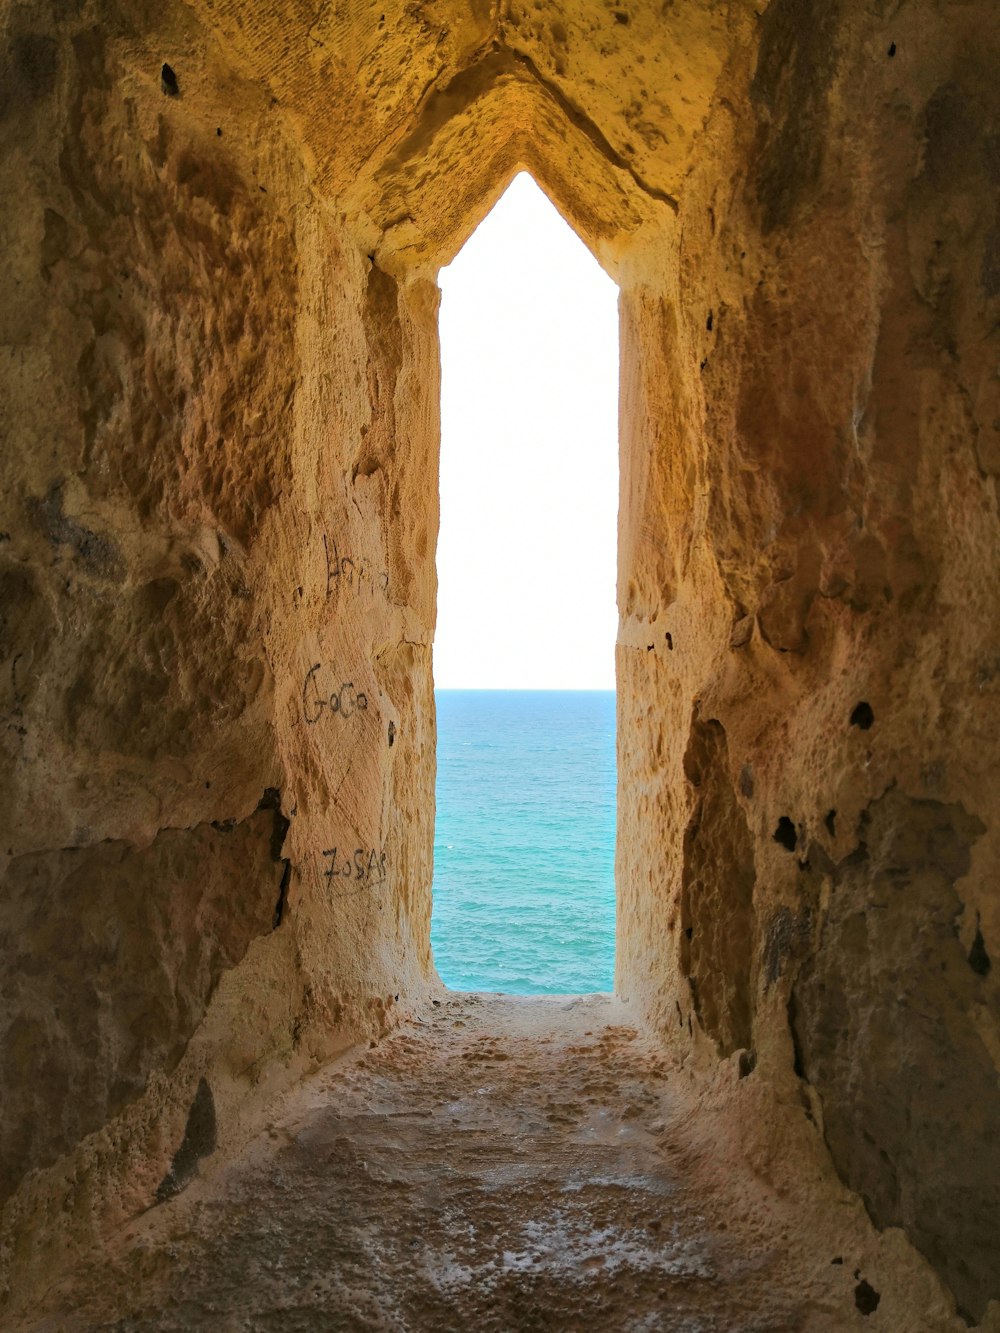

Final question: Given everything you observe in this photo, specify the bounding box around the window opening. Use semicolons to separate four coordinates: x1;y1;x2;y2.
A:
430;172;619;994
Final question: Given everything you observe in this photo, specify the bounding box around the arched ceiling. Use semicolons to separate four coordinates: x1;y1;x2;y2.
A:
182;0;758;268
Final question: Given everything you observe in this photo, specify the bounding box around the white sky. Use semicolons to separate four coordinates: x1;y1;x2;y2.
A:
433;172;620;690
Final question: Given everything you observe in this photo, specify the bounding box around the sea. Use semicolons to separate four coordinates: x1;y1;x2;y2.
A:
430;690;616;994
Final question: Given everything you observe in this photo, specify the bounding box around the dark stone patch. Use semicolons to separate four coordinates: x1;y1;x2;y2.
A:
749;0;842;231
40;207;70;281
790;792;998;1320
787;994;807;1080
156;1079;216;1202
773;817;797;852
258;787;291;863
0;804;284;1205
272;861;291;930
919;83;1000;302
258;788;292;929
854;1280;880;1315
679;712;757;1055
0;33;58;119
27;482;124;581
850;701;874;730
763;905;811;987
968;925;991;977
16;33;58;99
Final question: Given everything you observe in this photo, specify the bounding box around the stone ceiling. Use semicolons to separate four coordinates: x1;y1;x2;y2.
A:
181;0;759;267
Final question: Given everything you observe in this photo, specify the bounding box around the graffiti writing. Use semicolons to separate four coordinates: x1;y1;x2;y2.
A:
322;846;388;894
302;665;369;725
323;533;388;599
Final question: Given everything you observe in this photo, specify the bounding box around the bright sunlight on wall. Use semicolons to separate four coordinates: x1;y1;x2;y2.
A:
434;172;619;690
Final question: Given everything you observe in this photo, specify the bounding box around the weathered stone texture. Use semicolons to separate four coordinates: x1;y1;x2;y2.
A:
1;0;434;1299
2;0;999;1324
614;0;1000;1320
0;801;285;1204
790;791;998;1322
679;712;756;1057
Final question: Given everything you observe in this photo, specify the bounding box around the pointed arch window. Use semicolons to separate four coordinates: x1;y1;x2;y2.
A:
430;173;619;995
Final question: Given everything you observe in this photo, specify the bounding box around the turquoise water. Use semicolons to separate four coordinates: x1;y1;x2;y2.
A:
430;690;616;994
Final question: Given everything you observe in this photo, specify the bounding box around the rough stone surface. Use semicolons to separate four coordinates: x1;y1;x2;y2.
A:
0;801;284;1205
1;0;999;1325
790;791;999;1323
13;995;970;1332
679;711;756;1057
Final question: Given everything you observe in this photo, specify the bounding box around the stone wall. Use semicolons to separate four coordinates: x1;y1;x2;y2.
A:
0;0;437;1297
615;1;1000;1318
1;0;998;1322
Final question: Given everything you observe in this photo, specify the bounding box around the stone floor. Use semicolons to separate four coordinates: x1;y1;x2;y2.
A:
24;994;962;1331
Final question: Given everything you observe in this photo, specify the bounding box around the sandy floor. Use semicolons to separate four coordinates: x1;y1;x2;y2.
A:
23;994;968;1331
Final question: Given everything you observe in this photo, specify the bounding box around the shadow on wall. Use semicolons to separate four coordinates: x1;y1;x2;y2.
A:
790;791;998;1325
679;710;756;1059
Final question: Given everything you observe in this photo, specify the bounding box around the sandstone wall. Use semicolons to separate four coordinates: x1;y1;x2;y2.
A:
616;1;1000;1319
0;0;437;1298
2;0;998;1323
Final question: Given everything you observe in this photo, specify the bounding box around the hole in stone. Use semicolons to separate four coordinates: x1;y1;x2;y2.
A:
737;1049;756;1078
160;63;179;96
388;720;396;748
431;173;618;994
773;817;797;852
613;9;630;22
825;808;837;836
887;41;897;56
854;1280;881;1315
850;701;874;729
665;631;673;650
969;926;991;977
706;310;713;330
